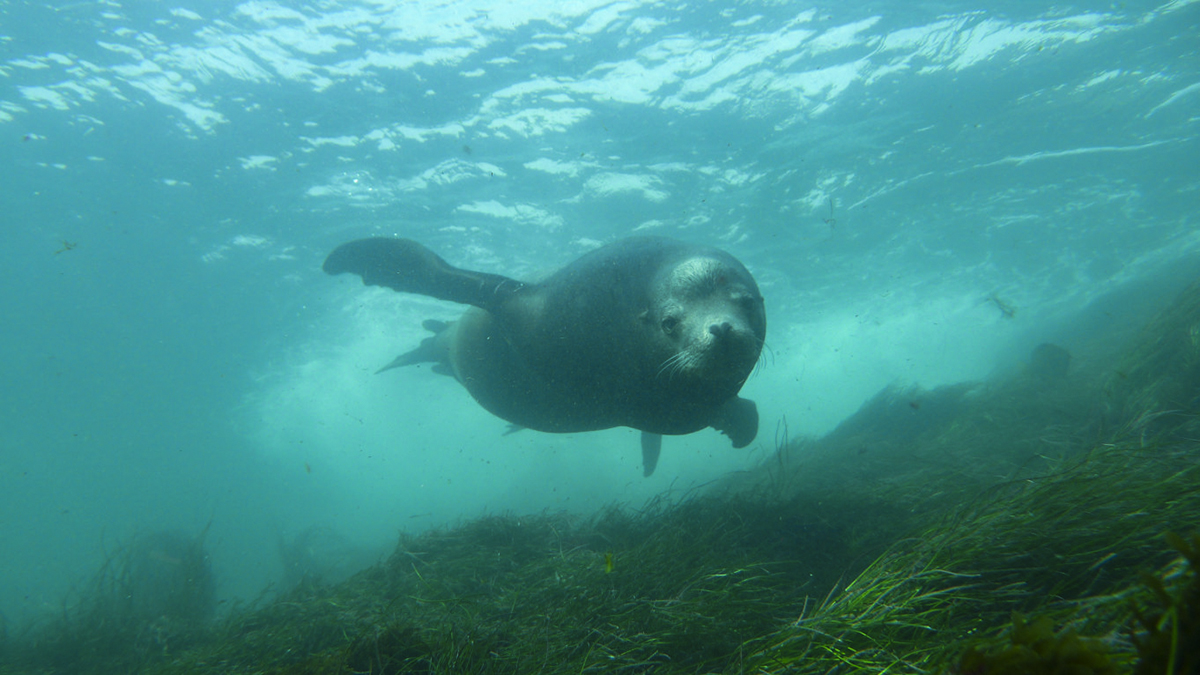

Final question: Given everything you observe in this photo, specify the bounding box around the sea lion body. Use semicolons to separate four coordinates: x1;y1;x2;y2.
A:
324;236;766;475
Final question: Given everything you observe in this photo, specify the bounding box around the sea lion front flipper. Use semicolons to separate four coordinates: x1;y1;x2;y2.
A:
641;432;662;477
323;238;525;313
711;397;758;449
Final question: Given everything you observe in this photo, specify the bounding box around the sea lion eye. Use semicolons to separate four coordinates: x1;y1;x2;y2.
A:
661;316;679;334
734;292;761;307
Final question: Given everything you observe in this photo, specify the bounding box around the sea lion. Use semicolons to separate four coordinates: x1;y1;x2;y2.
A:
323;236;766;476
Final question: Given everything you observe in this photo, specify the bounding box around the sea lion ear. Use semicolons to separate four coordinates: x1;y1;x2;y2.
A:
711;397;758;448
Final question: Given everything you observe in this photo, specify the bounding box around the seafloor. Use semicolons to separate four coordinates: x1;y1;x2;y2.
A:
4;281;1199;675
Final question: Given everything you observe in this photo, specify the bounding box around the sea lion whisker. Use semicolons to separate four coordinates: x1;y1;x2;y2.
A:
751;342;774;377
661;351;700;382
656;352;688;380
671;354;692;381
655;355;675;379
673;352;702;381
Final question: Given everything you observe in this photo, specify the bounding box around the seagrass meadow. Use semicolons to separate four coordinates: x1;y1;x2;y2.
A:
5;281;1200;675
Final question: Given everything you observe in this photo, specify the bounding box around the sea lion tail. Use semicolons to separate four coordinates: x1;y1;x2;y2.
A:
324;238;525;312
711;397;758;449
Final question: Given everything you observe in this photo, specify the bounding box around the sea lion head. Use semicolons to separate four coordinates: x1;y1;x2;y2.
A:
647;255;765;396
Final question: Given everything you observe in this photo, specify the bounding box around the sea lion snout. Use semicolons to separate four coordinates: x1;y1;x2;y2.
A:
693;314;759;368
709;320;732;337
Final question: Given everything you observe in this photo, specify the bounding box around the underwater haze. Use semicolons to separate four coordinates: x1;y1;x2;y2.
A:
1;0;1197;627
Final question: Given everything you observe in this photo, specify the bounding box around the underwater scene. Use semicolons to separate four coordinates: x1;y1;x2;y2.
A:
1;0;1197;673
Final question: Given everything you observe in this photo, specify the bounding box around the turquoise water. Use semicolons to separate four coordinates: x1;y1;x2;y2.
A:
1;0;1196;626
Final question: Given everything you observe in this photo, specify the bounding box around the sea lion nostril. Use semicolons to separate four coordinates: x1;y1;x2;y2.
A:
709;321;732;337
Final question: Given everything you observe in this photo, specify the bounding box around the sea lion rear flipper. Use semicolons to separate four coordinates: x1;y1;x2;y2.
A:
376;320;454;375
323;238;525;312
641;432;662;477
375;337;439;374
712;397;758;449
